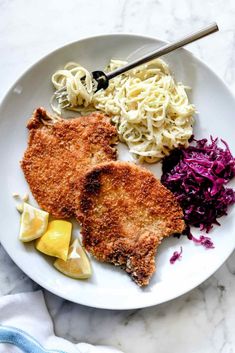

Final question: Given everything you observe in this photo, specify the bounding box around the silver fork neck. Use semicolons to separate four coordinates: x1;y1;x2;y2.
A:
106;22;218;81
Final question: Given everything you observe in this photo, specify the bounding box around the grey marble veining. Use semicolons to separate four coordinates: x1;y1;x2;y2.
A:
1;0;235;352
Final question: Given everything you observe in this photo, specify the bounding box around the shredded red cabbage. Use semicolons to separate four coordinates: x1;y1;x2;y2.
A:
170;246;183;264
190;235;215;249
161;137;235;234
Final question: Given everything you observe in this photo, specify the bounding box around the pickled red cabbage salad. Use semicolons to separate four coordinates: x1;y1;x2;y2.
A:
161;137;235;249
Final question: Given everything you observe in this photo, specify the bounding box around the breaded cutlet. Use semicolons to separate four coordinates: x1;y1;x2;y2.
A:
21;108;117;218
78;161;185;286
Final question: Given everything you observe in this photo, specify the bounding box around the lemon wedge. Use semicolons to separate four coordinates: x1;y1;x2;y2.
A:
36;220;72;261
19;203;49;242
54;239;92;279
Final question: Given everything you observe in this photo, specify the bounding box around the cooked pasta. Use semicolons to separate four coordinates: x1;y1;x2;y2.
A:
51;59;195;163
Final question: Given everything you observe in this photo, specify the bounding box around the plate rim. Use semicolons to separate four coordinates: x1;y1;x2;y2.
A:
1;33;235;310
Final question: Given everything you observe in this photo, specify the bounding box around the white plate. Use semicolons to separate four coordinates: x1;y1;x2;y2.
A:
0;34;235;310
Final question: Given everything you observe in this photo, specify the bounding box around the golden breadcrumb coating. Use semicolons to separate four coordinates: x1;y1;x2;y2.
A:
78;161;185;286
21;108;117;218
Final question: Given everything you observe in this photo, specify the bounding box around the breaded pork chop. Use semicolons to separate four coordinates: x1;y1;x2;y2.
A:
78;161;185;286
21;108;117;218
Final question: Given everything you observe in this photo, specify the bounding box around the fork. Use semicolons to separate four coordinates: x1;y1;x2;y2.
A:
54;22;218;108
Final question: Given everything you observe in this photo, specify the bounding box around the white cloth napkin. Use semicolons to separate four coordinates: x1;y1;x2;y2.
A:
0;290;123;353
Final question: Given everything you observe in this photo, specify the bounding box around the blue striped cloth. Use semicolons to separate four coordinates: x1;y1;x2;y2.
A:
0;325;66;353
0;291;123;353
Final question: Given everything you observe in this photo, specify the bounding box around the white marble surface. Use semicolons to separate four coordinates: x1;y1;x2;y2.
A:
1;0;235;352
